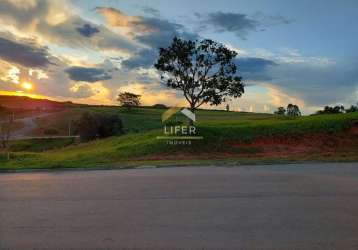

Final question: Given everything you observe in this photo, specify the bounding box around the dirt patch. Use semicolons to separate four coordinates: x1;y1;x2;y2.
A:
349;121;358;135
143;123;358;161
227;134;341;158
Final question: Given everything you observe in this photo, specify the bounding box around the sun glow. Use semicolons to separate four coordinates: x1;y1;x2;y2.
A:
21;82;33;90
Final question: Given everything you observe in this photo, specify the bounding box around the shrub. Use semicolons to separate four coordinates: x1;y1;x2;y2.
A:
97;114;123;138
77;112;98;142
152;104;167;109
76;112;123;142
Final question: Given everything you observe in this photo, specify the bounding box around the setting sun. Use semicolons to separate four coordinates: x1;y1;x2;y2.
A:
21;82;33;90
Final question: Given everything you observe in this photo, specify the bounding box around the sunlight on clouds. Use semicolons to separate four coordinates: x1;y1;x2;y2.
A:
118;83;186;107
267;84;305;108
7;66;20;84
97;7;140;28
96;7;153;36
29;69;48;80
68;82;113;105
8;0;37;9
216;85;275;113
46;1;70;26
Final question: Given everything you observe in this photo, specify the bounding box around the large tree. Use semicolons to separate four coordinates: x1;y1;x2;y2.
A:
154;37;244;115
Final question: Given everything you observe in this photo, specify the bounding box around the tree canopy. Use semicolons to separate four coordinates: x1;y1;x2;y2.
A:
117;92;141;108
274;104;301;117
287;104;301;117
316;105;345;114
154;37;244;112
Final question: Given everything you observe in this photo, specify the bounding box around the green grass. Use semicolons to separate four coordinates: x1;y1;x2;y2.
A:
34;106;279;136
9;138;76;152
198;112;358;141
1;108;357;170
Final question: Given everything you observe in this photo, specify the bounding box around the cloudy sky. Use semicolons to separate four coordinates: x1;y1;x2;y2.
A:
0;0;357;114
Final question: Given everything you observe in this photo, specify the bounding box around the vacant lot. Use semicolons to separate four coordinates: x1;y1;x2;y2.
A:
0;106;357;170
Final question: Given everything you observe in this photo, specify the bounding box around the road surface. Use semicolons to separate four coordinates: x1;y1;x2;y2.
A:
1;163;358;249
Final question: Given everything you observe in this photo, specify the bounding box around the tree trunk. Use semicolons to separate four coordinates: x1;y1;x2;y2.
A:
189;106;195;126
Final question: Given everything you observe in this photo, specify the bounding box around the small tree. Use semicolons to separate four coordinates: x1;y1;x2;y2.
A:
154;37;244;122
346;103;358;113
286;104;301;117
76;112;123;142
117;92;141;110
76;112;98;142
274;107;286;115
316;105;345;114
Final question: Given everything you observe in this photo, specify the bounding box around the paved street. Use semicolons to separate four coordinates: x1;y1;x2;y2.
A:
1;163;358;249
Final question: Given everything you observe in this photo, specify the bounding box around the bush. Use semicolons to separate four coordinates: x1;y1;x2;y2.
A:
152;104;167;109
76;112;123;142
97;114;123;138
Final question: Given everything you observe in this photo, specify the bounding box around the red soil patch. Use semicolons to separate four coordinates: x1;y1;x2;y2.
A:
227;134;342;158
142;123;358;161
349;121;358;135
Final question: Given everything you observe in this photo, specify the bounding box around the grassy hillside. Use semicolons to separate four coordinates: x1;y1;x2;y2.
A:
0;95;79;110
1;106;357;170
32;106;274;136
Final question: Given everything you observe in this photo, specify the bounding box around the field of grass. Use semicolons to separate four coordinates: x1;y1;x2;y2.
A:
1;107;357;170
9;138;76;152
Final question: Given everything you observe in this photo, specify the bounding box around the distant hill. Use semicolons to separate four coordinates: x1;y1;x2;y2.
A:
0;95;81;111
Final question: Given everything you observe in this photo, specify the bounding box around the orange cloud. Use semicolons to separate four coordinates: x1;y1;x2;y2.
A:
266;84;305;108
118;83;186;107
96;7;154;34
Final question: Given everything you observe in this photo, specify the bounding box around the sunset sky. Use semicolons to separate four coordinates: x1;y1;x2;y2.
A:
0;0;357;113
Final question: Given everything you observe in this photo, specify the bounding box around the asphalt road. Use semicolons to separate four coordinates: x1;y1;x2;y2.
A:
1;163;358;249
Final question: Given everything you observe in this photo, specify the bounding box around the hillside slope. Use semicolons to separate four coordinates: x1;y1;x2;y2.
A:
1;109;357;170
0;95;81;110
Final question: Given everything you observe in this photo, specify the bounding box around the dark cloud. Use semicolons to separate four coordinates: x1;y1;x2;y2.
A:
197;11;291;39
76;24;100;38
235;57;278;81
199;12;259;39
65;66;112;82
141;6;160;16
0;36;52;68
96;7;198;69
122;49;158;69
234;55;358;107
128;17;198;70
0;0;136;53
0;0;49;27
268;61;358;106
70;84;96;98
133;17;198;49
